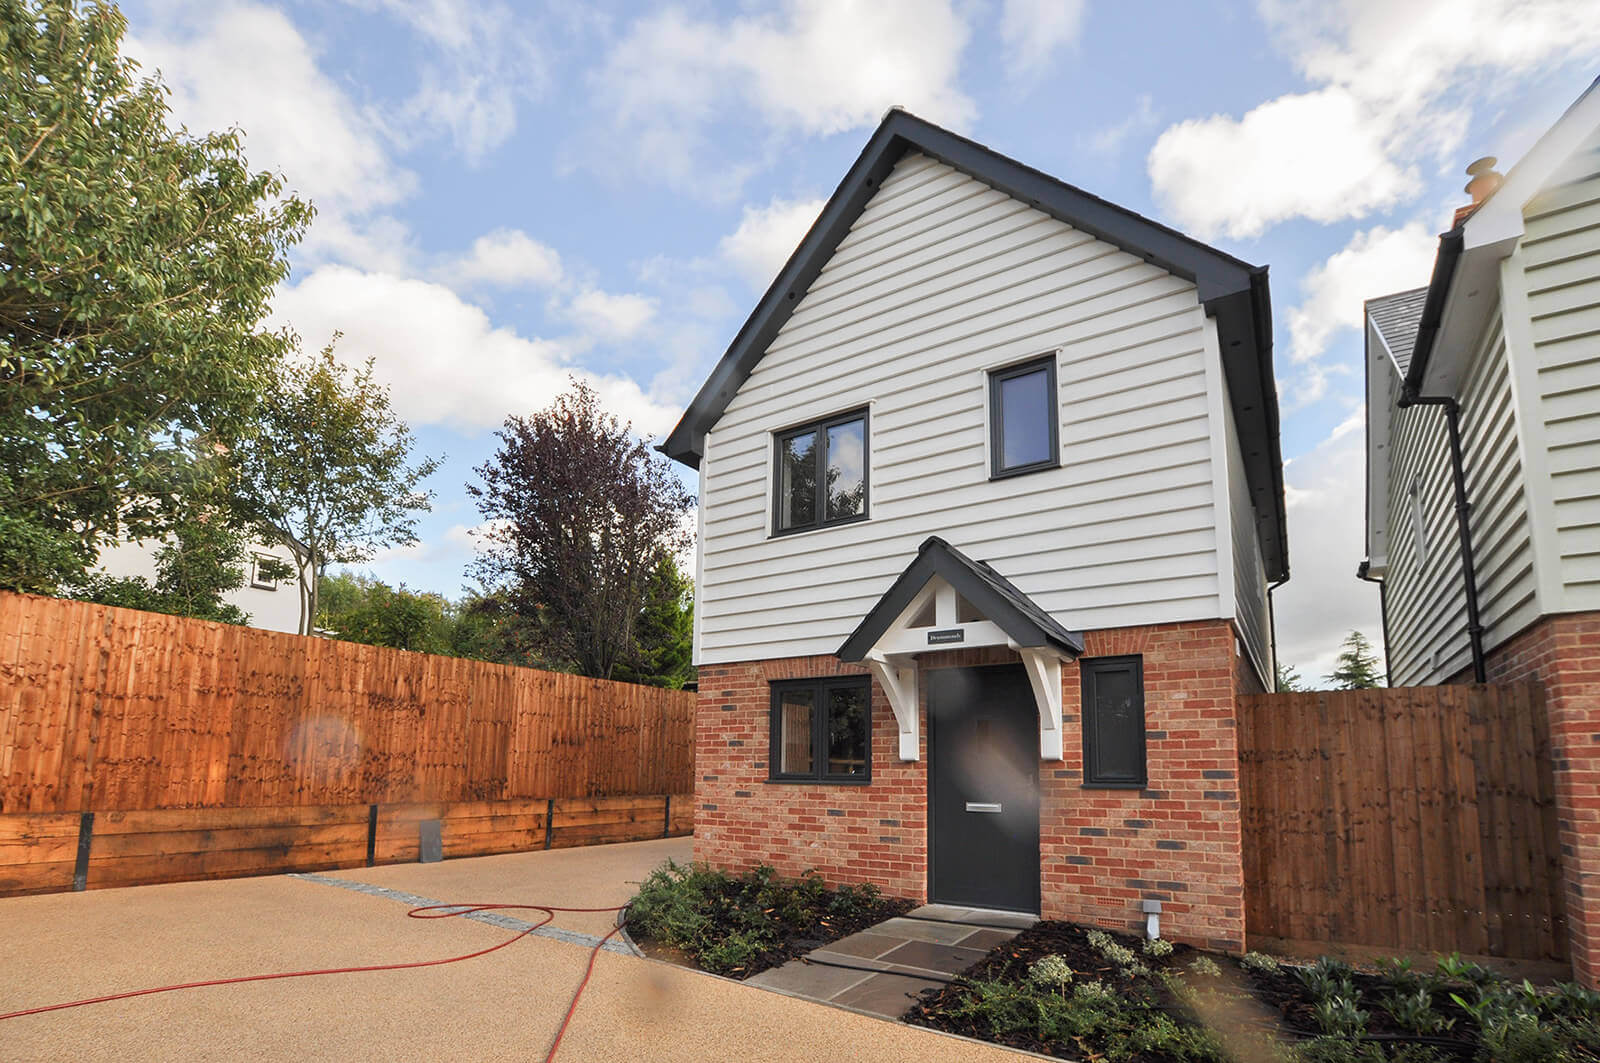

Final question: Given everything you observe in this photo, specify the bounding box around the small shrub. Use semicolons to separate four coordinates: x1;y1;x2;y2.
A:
1188;956;1221;979
1311;994;1369;1037
1382;986;1453;1034
697;928;772;975
1240;950;1280;975
1085;929;1114;950
1074;980;1117;1004
1295;957;1356;1002
1028;954;1074;992
1144;936;1174;958
1550;980;1600;1019
1481;1009;1565;1063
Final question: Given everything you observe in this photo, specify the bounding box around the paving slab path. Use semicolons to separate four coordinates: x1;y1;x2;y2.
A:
0;839;1029;1062
747;903;1036;1020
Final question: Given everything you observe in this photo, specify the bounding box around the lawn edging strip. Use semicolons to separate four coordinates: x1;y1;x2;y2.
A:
289;872;639;956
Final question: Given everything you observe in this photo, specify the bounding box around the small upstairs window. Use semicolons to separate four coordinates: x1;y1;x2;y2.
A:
989;355;1059;478
773;408;869;535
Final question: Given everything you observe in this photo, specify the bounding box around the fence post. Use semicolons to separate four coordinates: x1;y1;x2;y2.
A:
663;794;671;839
544;798;554;850
366;804;378;867
72;812;94;891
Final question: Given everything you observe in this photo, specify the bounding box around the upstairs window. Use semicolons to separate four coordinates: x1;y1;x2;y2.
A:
989;355;1059;478
1081;655;1146;788
773;409;869;534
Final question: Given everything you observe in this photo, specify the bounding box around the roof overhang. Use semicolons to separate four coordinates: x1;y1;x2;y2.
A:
837;536;1082;762
660;108;1288;584
1405;75;1600;398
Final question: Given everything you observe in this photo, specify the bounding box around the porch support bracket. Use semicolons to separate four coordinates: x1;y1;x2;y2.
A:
864;651;919;761
1017;646;1065;762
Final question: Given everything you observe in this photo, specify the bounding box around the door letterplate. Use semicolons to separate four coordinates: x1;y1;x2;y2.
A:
965;802;1002;814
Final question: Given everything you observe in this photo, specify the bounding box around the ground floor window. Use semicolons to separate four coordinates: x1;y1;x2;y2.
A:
1081;655;1146;787
768;676;871;783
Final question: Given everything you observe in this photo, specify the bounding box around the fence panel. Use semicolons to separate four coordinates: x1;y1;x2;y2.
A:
1239;683;1566;961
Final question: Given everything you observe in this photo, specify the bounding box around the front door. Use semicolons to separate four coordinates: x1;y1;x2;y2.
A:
928;664;1041;913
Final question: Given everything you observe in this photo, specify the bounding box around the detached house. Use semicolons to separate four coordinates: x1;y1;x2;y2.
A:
1362;78;1600;980
662;110;1287;948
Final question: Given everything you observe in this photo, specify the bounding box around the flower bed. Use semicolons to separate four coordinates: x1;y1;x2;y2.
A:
626;860;913;978
905;921;1600;1062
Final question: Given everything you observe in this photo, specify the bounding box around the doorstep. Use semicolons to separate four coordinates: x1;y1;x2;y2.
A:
746;904;1037;1020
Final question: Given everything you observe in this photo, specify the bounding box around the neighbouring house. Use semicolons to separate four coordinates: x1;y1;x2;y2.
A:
661;108;1287;949
1360;76;1600;980
93;534;305;634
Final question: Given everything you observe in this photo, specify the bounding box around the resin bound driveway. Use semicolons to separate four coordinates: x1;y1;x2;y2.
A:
0;837;1029;1062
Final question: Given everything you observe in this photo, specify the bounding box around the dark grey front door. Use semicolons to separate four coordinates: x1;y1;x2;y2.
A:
928;664;1040;913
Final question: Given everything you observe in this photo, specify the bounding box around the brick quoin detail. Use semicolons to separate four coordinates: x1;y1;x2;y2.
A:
693;618;1251;952
1467;611;1600;985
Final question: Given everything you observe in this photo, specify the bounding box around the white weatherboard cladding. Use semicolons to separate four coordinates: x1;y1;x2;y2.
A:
696;153;1237;665
1519;140;1600;611
1381;312;1538;686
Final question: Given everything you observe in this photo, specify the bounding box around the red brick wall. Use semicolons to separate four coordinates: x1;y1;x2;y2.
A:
692;618;1247;951
1474;611;1600;984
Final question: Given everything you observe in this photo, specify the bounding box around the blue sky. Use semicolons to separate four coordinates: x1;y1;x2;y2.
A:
120;0;1599;681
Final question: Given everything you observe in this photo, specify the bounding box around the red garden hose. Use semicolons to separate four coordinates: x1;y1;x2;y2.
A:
0;901;631;1063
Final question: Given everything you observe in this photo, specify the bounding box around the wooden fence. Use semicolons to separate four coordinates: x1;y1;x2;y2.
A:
1239;683;1566;961
0;592;697;896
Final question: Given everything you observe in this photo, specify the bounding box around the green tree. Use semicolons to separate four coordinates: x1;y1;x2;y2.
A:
0;0;310;593
1275;661;1306;692
1326;630;1384;689
614;555;695;689
317;572;451;653
233;338;440;635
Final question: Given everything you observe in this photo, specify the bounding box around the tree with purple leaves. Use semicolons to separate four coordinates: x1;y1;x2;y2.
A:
469;381;696;681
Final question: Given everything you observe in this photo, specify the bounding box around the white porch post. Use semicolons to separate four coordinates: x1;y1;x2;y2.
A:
864;652;920;761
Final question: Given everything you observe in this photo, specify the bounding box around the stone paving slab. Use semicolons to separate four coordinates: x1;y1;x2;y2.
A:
741;903;1039;1020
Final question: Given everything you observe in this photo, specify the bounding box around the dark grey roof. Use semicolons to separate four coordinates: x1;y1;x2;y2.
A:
837;536;1084;661
1366;287;1429;374
659;108;1287;584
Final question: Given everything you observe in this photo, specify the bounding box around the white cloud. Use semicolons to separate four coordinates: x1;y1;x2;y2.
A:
719;197;827;292
1281;221;1437;407
272;266;678;436
343;0;546;162
1272;423;1388;686
589;0;976;193
1148;0;1600;239
999;0;1088;77
565;289;658;341
444;229;565;289
1149;88;1416;240
126;1;417;272
1084;94;1158;157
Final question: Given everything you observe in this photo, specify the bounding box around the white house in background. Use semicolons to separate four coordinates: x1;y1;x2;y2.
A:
92;535;305;634
1360;75;1600;687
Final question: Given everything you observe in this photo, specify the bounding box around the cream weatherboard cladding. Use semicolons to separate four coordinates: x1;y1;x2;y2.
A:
696;153;1239;667
1518;135;1600;612
1380;313;1538;687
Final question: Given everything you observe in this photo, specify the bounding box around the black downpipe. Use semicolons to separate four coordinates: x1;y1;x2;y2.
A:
1266;576;1288;691
1396;390;1487;683
1354;561;1393;688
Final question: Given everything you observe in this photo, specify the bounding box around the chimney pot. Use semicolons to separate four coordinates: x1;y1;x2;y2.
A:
1463;156;1504;205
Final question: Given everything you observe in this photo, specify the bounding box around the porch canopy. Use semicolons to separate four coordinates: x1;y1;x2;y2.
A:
837;536;1084;763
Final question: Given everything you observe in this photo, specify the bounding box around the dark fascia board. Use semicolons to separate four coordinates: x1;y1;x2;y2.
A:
837;536;1085;662
661;108;1288;582
1401;228;1466;398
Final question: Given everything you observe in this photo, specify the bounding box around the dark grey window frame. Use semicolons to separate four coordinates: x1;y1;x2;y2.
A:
770;407;870;536
767;676;872;785
988;354;1060;479
1080;655;1146;789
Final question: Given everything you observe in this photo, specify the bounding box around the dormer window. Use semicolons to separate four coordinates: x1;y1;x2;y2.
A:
772;408;869;535
989;355;1059;478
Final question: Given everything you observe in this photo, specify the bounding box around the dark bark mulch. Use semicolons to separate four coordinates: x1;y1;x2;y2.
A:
735;894;917;977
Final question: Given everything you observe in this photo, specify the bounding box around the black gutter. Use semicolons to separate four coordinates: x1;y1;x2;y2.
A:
1393;392;1487;683
1402;228;1465;394
1266;576;1288;691
1355;561;1394;688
